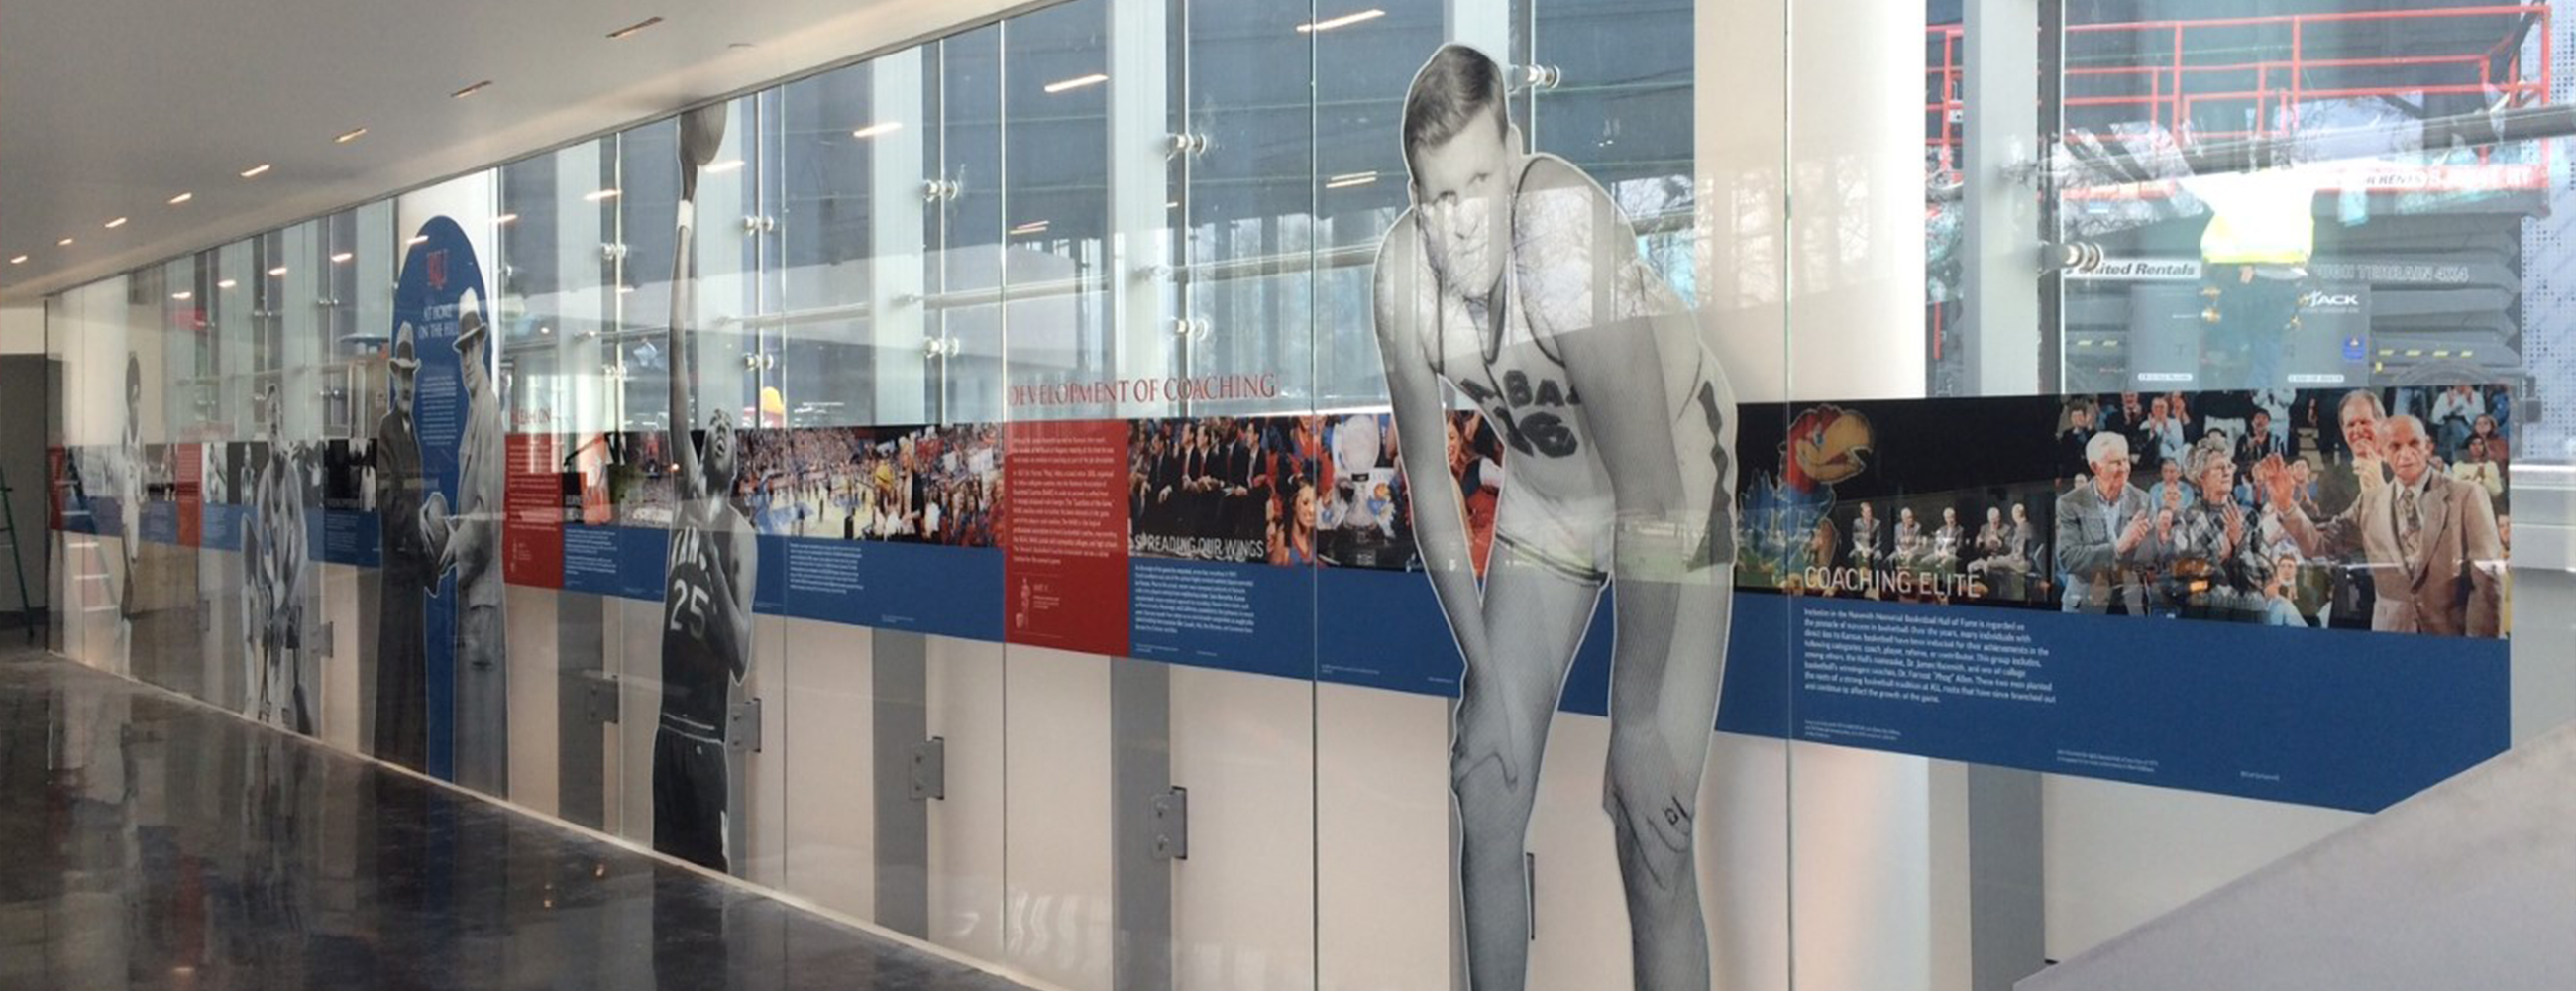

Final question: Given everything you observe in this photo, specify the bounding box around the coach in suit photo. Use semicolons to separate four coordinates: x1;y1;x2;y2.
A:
2263;414;2504;637
2055;431;2154;614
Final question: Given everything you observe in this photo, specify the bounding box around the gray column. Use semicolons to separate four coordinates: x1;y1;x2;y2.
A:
556;592;609;829
1969;763;2048;990
1109;656;1173;991
872;628;932;936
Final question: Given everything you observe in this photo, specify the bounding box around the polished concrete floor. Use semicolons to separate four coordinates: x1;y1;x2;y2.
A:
0;648;1034;991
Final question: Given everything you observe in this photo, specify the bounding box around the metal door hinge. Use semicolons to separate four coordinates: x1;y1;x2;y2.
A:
728;696;763;753
583;672;621;725
1151;786;1189;861
910;736;946;800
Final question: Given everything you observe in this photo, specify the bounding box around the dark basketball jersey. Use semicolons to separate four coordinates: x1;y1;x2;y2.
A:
661;518;741;730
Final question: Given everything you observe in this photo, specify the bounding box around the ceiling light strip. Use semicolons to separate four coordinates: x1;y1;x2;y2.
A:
1043;73;1109;94
607;16;664;40
1298;8;1387;32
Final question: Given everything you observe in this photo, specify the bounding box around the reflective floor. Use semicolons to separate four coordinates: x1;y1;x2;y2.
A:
0;648;1033;991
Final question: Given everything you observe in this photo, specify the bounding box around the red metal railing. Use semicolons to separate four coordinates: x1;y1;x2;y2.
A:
1928;4;2552;184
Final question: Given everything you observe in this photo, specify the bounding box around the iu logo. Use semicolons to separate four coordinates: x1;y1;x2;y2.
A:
426;249;449;291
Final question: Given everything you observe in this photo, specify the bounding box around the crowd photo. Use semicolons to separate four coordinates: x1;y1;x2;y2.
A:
1294;410;1502;575
2048;385;2510;635
1127;414;1323;566
738;423;1002;547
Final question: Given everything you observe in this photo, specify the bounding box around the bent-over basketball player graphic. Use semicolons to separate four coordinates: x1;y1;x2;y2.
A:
243;385;315;733
654;101;759;873
1373;45;1737;991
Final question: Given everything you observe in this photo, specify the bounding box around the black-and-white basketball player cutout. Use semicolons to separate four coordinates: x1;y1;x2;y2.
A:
654;101;759;873
1373;45;1737;991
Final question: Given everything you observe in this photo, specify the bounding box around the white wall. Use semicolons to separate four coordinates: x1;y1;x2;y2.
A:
781;618;879;920
320;563;366;753
1314;683;1452;991
928;635;1010;962
506;584;562;816
1000;645;1114;991
0;303;42;354
1169;667;1314;991
2041;778;2357;960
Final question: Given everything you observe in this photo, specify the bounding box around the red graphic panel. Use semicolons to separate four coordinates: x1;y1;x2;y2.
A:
174;443;204;547
1002;419;1130;657
504;432;565;588
46;446;68;531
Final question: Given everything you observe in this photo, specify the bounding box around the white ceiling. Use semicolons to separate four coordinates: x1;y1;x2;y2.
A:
0;0;1022;302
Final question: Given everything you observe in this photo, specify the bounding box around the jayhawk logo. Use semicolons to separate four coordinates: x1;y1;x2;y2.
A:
1741;405;1874;581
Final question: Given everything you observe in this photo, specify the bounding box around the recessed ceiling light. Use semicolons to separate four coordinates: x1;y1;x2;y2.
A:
9;256;28;265
606;16;664;40
241;164;272;178
168;192;194;205
1043;73;1109;94
851;121;904;139
1297;8;1386;32
104;217;130;229
1009;220;1051;236
334;127;369;144
331;252;355;264
585;188;621;201
56;237;74;247
171;291;194;301
451;80;494;99
217;278;238;289
493;213;520;225
1325;170;1379;188
703;160;745;174
267;266;289;276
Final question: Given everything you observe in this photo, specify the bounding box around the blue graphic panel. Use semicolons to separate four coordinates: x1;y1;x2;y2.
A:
138;501;181;545
1313;566;1613;701
561;525;666;601
81;495;122;537
200;504;248;553
1129;559;1314;681
765;538;1004;641
308;509;380;567
394;216;488;783
1758;595;2507;812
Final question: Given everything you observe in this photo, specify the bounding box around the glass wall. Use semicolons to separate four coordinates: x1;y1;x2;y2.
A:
39;0;2575;989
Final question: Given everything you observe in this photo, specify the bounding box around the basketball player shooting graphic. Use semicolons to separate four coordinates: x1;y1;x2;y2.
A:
653;101;759;873
1373;46;1737;991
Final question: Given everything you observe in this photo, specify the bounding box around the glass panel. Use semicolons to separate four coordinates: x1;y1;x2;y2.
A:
777;63;880;429
999;4;1118;987
1162;3;1325;989
2015;4;2572;983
